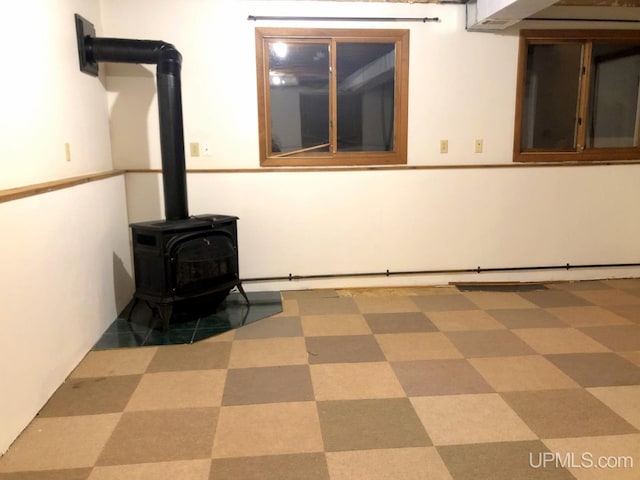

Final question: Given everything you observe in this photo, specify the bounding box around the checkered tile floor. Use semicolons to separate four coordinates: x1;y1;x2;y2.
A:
1;280;640;479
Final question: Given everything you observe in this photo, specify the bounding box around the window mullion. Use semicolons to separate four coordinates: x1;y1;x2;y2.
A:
576;41;592;152
330;39;337;155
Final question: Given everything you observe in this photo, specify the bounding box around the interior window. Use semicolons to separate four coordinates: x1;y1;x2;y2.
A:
256;28;409;167
514;30;640;163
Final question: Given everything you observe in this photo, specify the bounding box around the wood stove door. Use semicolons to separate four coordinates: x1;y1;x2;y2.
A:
167;229;239;300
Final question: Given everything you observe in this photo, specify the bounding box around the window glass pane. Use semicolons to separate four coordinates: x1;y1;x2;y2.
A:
268;42;330;155
587;43;640;148
521;43;582;150
336;42;395;152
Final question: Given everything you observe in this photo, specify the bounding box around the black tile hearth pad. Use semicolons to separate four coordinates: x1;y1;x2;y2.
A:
93;291;282;349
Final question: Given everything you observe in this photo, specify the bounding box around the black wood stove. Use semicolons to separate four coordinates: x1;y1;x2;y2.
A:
75;14;247;329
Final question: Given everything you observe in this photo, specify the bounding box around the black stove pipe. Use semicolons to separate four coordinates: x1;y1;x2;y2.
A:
76;17;189;221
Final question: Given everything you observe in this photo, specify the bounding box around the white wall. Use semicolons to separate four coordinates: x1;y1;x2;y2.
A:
103;0;640;291
0;1;131;453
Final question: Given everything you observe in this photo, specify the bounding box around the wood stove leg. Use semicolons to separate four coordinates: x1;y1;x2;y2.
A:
236;282;250;305
155;304;173;332
125;297;140;322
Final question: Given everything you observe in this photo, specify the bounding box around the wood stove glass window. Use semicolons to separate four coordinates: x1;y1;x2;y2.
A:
256;28;409;167
514;29;640;163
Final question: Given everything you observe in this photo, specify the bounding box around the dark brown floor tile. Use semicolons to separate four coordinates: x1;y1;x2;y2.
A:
437;441;575;480
306;335;385;364
625;288;640;299
297;297;359;316
317;398;431;451
579;325;640;351
363;312;437;334
487;309;565;329
38;375;141;417
209;453;329;480
234;316;303;339
222;365;314;405
445;330;536;358
501;389;638;438
88;460;211;479
606;304;640;323
212;402;323;458
518;290;592;308
546;352;640;387
410;294;478;312
96;408;218;465
391;359;494;396
146;342;231;372
0;469;92;480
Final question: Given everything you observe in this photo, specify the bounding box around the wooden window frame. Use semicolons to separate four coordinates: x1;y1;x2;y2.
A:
255;28;409;167
513;29;640;163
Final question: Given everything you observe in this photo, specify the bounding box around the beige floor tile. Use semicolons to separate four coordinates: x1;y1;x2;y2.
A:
375;333;463;361
462;292;536;310
228;337;308;368
551;281;611;291
70;348;158;378
212;402;323;458
548;306;633;327
326;447;452;480
410;394;536;446
572;289;640;306
310;362;405;400
273;298;300;317
125;370;226;410
513;328;609;354
411;294;478;312
428;310;505;331
301;314;372;336
353;295;420;313
543;434;640;480
297;297;359;315
469;355;579;391
587;386;640;429
0;414;121;472
364;312;437;334
89;460;212;480
619;351;640;366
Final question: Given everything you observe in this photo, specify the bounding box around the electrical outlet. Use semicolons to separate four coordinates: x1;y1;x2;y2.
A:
65;143;71;162
189;142;200;157
475;139;483;153
440;139;448;154
202;143;212;156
